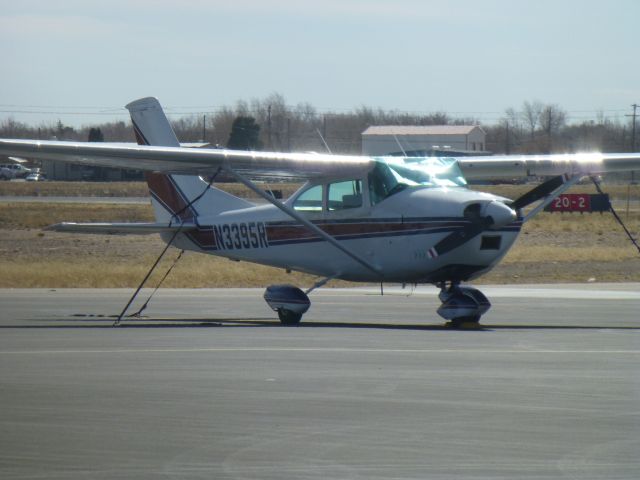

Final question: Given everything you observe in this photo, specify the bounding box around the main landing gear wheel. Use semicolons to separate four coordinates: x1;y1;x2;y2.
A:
277;309;302;325
263;285;310;326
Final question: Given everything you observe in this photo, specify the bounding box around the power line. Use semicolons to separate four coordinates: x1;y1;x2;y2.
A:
0;103;630;116
0;104;124;109
0;110;128;116
0;103;635;130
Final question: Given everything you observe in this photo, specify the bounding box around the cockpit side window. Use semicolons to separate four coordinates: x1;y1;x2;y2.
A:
293;184;323;211
368;157;467;205
368;162;401;205
328;179;363;211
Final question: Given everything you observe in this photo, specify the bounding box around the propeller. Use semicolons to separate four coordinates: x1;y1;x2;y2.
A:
511;175;567;210
429;201;516;258
428;175;571;259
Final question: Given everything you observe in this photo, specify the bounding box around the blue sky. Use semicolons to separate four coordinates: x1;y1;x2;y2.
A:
1;0;638;126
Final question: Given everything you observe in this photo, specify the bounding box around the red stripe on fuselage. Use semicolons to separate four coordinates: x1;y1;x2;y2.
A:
187;227;218;249
265;220;466;242
145;173;194;221
185;219;521;252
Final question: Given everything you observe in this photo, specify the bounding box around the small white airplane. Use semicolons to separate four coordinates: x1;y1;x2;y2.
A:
1;97;639;326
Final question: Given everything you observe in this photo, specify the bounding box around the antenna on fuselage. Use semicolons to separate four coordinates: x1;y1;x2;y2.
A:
393;134;407;157
316;128;333;154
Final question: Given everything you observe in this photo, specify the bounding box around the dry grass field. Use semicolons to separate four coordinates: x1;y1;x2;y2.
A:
1;181;639;288
2;180;639;200
2;180;639;206
0;181;302;200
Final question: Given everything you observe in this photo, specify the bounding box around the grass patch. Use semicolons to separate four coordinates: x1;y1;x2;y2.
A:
524;211;640;234
0;181;303;199
503;245;640;263
0;254;326;288
0;202;155;229
0;181;149;197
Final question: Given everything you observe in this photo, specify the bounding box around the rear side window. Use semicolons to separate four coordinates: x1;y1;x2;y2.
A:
293;185;323;211
328;180;362;210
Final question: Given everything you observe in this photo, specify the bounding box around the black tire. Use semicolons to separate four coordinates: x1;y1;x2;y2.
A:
278;309;302;326
448;315;481;328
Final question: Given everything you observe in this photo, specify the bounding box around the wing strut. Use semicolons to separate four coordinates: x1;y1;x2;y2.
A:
226;168;383;279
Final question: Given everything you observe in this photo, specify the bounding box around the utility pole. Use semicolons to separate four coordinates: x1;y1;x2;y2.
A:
627;104;638;184
505;121;510;154
202;114;206;143
628;104;638;151
546;107;553;153
267;105;272;150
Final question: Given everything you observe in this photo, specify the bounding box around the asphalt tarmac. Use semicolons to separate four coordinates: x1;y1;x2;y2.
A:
1;285;639;479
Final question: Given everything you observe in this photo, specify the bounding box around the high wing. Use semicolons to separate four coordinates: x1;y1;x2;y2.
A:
458;153;640;180
1;137;640;181
0;139;369;180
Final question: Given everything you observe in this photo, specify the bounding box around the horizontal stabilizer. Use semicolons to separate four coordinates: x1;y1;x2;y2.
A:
46;222;197;235
8;156;28;164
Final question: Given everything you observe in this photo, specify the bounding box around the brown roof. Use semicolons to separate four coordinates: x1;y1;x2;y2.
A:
362;125;483;136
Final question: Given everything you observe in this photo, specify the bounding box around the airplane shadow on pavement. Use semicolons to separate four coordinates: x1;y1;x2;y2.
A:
1;316;639;331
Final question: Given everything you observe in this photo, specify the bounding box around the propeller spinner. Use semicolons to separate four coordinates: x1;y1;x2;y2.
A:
429;200;516;258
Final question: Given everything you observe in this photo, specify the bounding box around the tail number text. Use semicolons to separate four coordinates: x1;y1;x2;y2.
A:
213;222;268;250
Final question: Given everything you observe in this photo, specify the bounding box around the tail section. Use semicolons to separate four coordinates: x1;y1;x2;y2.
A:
126;97;252;223
126;97;180;147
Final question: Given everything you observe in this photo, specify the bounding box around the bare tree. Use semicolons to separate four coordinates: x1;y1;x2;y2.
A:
539;104;567;152
1;94;633;158
521;100;545;141
539;104;566;133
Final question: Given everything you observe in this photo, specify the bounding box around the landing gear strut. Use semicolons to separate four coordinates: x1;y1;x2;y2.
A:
437;282;491;328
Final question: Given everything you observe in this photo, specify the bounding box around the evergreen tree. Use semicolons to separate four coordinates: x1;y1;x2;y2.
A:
227;116;262;150
88;127;104;142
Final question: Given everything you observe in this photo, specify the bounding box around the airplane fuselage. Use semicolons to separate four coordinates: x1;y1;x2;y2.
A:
168;185;522;284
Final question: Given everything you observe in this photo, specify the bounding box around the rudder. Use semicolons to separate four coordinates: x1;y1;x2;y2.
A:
126;97;251;223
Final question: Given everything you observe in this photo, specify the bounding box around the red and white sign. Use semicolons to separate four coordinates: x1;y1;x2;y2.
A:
547;194;591;212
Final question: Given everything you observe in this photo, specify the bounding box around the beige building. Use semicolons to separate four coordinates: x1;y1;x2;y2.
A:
41;160;135;181
362;125;486;156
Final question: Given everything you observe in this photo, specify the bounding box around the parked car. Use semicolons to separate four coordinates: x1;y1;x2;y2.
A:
25;172;46;182
0;167;15;180
0;163;31;178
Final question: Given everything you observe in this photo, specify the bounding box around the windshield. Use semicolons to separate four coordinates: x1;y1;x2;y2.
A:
368;156;467;204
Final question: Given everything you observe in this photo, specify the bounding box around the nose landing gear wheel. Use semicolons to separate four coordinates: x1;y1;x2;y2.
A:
278;309;302;325
438;283;490;328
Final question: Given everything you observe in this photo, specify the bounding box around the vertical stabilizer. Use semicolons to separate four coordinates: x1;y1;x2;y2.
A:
126;97;180;147
126;97;252;224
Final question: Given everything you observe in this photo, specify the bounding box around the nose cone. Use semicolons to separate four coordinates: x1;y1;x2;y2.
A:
482;200;517;228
